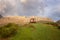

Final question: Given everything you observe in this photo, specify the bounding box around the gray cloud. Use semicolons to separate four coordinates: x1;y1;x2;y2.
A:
45;5;60;21
0;0;17;16
0;0;45;16
17;0;45;16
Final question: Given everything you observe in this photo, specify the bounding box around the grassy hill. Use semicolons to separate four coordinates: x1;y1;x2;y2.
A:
8;23;60;40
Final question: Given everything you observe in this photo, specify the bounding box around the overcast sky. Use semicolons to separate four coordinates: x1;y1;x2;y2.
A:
0;0;60;21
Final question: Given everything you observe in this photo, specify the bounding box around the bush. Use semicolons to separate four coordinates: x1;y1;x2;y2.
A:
45;22;58;26
0;23;19;38
45;22;60;29
58;26;60;29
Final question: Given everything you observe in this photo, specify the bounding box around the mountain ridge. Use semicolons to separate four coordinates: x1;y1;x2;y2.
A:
0;16;53;25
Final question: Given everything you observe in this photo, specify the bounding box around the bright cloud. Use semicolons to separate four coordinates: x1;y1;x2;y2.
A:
20;0;27;3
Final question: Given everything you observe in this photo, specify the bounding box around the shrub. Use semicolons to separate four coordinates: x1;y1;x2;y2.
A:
0;23;19;38
58;26;60;29
45;22;58;26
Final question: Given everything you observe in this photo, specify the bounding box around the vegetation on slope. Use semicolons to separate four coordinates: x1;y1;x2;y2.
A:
10;23;60;40
0;23;60;40
0;23;19;38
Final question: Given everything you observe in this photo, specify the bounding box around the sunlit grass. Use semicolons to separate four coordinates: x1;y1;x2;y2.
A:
10;23;60;40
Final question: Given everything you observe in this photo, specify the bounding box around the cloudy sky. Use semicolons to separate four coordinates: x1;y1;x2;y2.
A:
0;0;60;21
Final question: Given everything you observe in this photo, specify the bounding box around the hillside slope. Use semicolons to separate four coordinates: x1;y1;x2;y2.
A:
10;23;60;40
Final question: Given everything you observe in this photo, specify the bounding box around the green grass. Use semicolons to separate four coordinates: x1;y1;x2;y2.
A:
10;23;60;40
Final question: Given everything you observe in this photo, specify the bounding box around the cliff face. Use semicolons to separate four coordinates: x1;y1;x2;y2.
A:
0;16;53;25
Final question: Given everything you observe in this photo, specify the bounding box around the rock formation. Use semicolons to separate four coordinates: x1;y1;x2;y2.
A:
0;16;53;25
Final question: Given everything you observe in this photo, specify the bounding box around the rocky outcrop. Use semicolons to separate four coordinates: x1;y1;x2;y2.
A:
0;16;53;25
